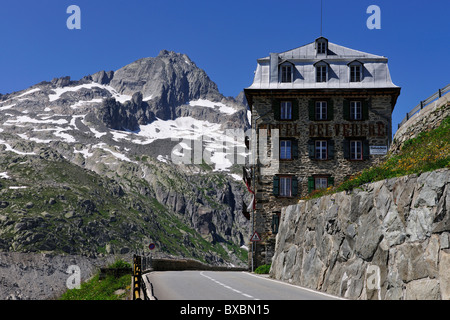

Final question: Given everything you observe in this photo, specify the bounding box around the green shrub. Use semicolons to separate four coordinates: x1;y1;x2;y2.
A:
254;264;271;274
109;259;131;269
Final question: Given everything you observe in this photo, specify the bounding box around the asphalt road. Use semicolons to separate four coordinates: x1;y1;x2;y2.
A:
145;271;342;300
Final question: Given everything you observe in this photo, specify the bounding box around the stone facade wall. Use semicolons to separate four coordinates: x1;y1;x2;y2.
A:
270;168;450;300
250;92;394;266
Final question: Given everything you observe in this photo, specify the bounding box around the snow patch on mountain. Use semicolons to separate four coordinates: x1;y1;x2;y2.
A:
16;88;41;98
70;98;103;109
188;99;237;115
48;83;131;103
0;172;11;179
136;117;222;144
92;143;136;163
0;139;36;155
5;115;68;126
0;104;16;111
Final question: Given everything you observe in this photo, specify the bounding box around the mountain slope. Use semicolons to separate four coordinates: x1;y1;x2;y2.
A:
0;50;251;266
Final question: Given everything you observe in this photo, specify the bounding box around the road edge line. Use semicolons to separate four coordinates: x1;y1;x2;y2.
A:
242;272;347;300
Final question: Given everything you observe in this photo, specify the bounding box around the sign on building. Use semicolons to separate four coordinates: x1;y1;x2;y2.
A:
370;146;388;155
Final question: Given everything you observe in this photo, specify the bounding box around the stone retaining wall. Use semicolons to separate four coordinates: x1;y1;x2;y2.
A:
391;92;449;153
270;168;450;299
148;257;248;272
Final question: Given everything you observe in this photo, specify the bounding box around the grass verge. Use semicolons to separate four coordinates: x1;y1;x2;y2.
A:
59;260;132;300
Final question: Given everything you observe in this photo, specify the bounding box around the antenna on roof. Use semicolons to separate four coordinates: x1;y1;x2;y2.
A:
320;0;323;36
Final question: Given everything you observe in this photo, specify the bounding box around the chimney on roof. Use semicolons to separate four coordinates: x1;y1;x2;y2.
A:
269;53;279;83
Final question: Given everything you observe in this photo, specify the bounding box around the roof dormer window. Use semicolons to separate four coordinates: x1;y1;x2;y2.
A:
317;42;326;54
314;60;329;83
315;37;328;55
348;60;364;82
279;62;294;83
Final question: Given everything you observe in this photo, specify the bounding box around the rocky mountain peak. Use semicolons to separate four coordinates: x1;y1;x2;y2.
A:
89;51;248;130
108;50;220;105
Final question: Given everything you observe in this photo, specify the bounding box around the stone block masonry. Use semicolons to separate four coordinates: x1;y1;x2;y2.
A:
270;168;450;300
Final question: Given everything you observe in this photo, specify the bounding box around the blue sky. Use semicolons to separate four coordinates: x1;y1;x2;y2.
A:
0;0;448;133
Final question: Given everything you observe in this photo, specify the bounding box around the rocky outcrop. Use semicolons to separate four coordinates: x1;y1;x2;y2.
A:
95;93;155;131
271;168;450;300
0;252;118;300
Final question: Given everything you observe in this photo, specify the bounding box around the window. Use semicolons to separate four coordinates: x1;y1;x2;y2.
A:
343;139;369;160
279;176;292;197
280;64;293;83
315;140;327;160
309;99;333;121
317;42;326;54
350;65;361;82
350;140;363;160
280;140;292;160
315;101;327;120
350;101;362;120
273;175;298;197
308;139;334;160
343;99;369;121
280;101;292;120
315;37;328;55
274;99;298;120
315;177;328;190
316;65;327;82
308;176;334;193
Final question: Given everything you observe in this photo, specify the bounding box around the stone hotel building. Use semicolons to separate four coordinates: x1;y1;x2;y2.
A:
244;37;401;266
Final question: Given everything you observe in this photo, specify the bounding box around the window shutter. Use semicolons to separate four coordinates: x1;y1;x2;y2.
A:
308;177;315;193
292;99;299;120
327;99;334;120
292;139;299;159
292;176;298;196
343;99;350;121
308;100;315;121
273;100;281;120
343;140;350;159
362;99;369;120
328;176;335;187
328;139;335;159
308;140;315;159
273;176;280;196
363;140;370;160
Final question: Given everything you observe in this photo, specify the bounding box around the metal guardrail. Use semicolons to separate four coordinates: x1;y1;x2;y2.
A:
132;255;143;300
398;84;450;129
131;254;154;300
